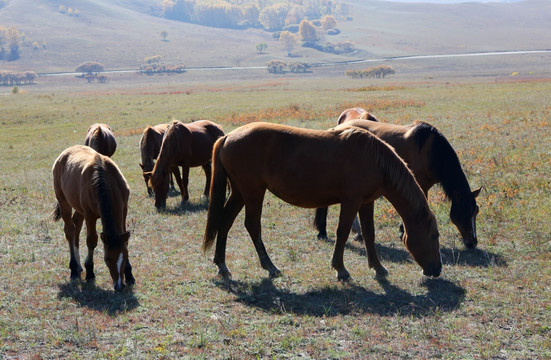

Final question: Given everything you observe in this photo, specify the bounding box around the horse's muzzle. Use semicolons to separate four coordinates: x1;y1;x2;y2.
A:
463;238;478;249
423;262;442;277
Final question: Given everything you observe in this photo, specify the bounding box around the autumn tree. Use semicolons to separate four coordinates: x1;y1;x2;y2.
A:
279;31;297;56
266;59;286;74
161;30;168;41
259;3;289;31
321;15;337;30
256;42;268;54
75;61;104;75
298;19;317;44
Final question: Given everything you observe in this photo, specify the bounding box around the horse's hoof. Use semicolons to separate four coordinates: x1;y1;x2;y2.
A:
217;264;232;279
337;269;351;282
126;275;136;286
374;267;389;279
317;231;328;240
353;234;364;242
85;273;96;282
268;268;282;279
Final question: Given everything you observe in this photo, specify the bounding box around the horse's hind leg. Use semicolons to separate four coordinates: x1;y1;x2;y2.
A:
202;162;212;198
244;195;281;278
177;166;189;201
214;192;244;278
59;205;82;280
314;207;329;239
358;202;388;278
83;217;98;281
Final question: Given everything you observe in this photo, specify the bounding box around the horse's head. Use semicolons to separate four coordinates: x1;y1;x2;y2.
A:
101;231;130;292
147;170;169;209
140;165;154;196
402;211;442;277
450;187;482;249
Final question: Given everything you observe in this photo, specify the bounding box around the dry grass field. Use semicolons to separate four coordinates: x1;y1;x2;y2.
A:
0;70;550;358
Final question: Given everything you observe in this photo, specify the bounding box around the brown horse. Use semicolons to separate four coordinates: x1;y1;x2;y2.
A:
52;145;134;291
139;123;180;195
145;119;224;209
315;117;481;249
337;107;379;124
203;122;441;281
84;123;117;157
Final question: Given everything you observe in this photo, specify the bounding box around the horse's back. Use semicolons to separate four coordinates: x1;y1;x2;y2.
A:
220;122;383;207
85;123;116;157
53;145;128;215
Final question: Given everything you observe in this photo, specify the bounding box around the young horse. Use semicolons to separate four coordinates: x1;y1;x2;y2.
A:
315;117;481;249
145;119;224;209
337;107;380;124
139;123;180;195
203;122;441;280
84;123;117;157
52;145;134;291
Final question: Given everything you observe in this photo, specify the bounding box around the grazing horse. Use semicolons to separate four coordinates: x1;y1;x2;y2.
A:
145;120;224;209
84;123;117;157
337;107;379;124
203;122;441;280
52;145;134;291
139;123;180;195
315;117;481;249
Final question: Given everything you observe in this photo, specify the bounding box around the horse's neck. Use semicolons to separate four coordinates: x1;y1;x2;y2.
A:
382;185;431;231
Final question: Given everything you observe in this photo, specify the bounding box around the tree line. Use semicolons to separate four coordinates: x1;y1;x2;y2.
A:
161;0;347;31
346;65;395;79
0;70;37;86
266;60;310;74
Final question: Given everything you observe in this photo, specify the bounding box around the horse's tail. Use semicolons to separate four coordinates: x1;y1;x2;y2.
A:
52;202;61;221
202;136;228;253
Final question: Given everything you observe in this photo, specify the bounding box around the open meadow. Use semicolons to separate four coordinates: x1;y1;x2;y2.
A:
0;73;550;359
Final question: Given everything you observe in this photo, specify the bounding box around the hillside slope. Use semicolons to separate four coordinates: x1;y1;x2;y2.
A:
0;0;550;73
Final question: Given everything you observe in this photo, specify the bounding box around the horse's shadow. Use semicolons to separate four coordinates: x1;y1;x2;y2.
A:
215;276;465;317
57;280;139;316
159;199;209;215
320;235;507;268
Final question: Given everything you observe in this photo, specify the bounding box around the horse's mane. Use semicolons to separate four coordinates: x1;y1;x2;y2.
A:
91;156;123;249
151;121;179;181
341;128;426;212
409;121;471;199
140;126;158;169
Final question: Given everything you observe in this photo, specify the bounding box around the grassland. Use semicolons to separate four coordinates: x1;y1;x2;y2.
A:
0;74;550;359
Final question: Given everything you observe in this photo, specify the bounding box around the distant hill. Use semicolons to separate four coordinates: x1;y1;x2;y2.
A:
0;0;550;73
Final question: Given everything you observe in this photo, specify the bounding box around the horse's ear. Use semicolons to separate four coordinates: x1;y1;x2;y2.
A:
472;186;482;198
100;232;106;243
139;163;144;170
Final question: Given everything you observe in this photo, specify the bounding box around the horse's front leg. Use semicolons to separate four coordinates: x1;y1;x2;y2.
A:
170;166;180;190
358;202;388;278
332;203;357;281
84;217;98;282
244;196;281;278
314;207;329;239
202;162;212;198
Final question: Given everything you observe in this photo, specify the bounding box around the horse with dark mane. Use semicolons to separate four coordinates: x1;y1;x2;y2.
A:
315;116;481;249
144;120;224;209
139;123;180;195
84;123;117;157
52;145;134;291
203;122;441;280
337;107;379;124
